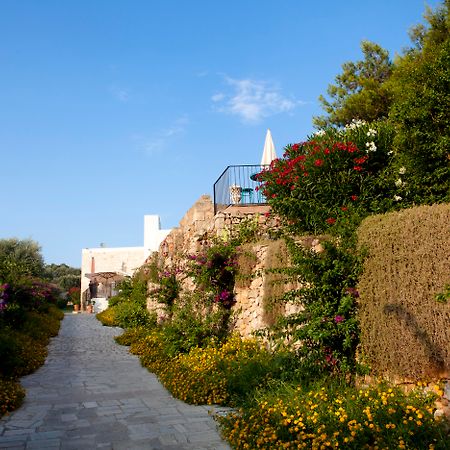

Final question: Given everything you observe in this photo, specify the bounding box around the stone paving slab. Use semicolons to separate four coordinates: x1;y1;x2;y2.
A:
0;314;231;450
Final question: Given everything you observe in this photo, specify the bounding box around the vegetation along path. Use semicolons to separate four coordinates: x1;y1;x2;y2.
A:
0;314;230;450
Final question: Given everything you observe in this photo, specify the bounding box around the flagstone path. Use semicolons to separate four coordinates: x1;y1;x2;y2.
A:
0;314;231;450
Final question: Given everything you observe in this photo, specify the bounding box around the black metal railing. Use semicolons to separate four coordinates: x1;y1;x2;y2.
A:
213;164;269;214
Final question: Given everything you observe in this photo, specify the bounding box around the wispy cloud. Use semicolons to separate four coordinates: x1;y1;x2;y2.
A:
212;76;303;123
109;84;130;102
134;116;189;156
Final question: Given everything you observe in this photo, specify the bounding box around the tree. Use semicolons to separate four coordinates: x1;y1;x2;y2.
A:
42;263;81;291
387;0;450;204
0;238;44;282
313;41;393;129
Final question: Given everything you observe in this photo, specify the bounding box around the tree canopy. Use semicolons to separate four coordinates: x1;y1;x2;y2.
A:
0;238;45;282
313;41;393;129
387;0;450;203
43;263;81;291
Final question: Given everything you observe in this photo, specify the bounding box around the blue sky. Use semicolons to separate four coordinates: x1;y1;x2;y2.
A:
0;0;440;267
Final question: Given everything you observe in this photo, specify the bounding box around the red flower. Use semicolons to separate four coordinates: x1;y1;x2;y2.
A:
314;159;324;167
341;206;348;211
324;148;330;155
351;195;358;201
326;217;336;225
292;143;300;151
353;166;363;171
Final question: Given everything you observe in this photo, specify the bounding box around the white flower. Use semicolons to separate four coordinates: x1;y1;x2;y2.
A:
394;195;402;201
366;128;377;137
315;130;326;136
345;118;367;130
365;141;377;152
395;178;404;187
387;150;394;156
399;166;406;175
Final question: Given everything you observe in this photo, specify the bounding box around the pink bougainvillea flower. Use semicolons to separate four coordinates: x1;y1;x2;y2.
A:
334;315;344;323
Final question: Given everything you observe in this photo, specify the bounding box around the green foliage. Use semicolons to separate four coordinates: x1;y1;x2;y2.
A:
261;236;363;377
314;41;393;128
159;293;232;356
154;271;179;308
0;238;45;283
113;301;156;329
435;284;450;304
42;263;80;291
96;275;155;329
388;7;450;205
115;277;148;307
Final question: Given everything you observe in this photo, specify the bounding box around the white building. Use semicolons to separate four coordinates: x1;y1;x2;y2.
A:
80;215;171;312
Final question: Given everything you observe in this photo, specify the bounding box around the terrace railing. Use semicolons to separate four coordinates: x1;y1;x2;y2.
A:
213;164;269;214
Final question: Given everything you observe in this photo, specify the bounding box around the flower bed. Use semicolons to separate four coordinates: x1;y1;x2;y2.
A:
219;382;448;449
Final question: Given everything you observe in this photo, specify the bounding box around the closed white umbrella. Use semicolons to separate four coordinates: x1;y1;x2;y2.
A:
261;129;277;165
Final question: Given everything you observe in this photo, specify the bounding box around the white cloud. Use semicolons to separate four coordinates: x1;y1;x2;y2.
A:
212;76;303;123
135;116;189;156
211;93;225;102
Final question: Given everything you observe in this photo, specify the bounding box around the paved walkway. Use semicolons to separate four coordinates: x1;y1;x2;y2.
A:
0;314;231;450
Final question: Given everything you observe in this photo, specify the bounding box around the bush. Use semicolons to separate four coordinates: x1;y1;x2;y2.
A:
129;330;171;374
0;306;62;380
0;377;25;417
219;381;449;449
96;307;119;327
133;334;286;406
258;120;396;235
114;326;151;346
159;293;232;356
357;203;450;379
114;301;156;329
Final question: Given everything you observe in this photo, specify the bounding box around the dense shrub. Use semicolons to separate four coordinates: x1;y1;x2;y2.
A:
357;203;450;379
129;330;171;374
0;377;25;417
124;332;290;406
0;305;62;417
159;293;232;356
113;301;156;329
258;120;396;235
219;381;448;449
114;326;151;346
96;307;119;327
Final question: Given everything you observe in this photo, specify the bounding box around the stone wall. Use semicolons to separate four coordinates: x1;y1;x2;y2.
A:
145;195;300;337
